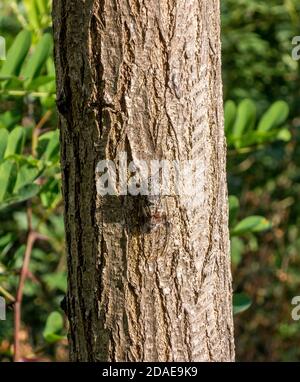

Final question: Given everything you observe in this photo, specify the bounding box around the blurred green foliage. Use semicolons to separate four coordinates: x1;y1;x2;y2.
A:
0;0;299;361
0;0;66;361
223;0;300;361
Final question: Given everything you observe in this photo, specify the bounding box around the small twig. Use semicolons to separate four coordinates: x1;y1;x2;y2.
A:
8;2;28;29
32;110;53;156
27;202;32;232
26;270;40;284
0;286;15;303
13;206;48;362
14;232;35;362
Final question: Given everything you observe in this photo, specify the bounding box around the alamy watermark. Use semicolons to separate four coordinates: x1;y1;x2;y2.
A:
95;152;205;197
0;296;6;320
0;36;6;61
292;36;300;61
291;296;300;321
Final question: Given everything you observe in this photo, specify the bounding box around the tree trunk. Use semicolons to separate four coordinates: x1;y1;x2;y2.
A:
52;0;235;362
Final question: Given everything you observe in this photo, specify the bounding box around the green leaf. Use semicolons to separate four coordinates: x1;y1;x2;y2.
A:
8;245;25;269
21;33;53;85
43;272;67;293
224;100;237;133
44;311;63;334
14;183;40;201
0;75;14;81
0;184;40;210
0;30;32;78
231;237;245;266
46;58;55;77
258;101;289;133
229;195;239;227
0;161;17;202
276;128;291;142
43;311;66;344
3;76;24;91
44;333;66;343
4;126;25;158
24;0;40;32
14;165;40;193
0;111;21;130
35;0;48;15
232;99;256;147
233;293;252;315
27;75;55;90
43;130;60;161
40;179;61;209
0;233;15;249
0;129;8;160
231;215;272;236
38;130;60;161
236;130;275;148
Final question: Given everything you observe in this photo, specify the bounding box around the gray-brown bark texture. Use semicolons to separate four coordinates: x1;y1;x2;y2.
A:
52;0;235;362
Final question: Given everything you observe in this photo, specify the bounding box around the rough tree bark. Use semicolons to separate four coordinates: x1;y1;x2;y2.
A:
52;0;235;361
